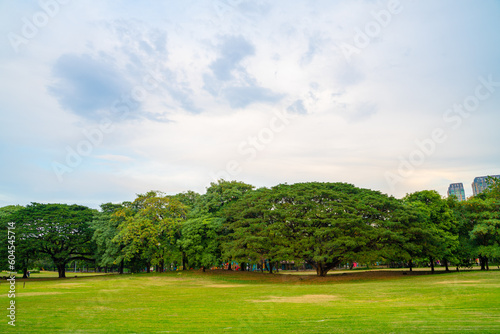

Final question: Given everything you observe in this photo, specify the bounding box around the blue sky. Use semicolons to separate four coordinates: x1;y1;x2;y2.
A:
1;0;500;208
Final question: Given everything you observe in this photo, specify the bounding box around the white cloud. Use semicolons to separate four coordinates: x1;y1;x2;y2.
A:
1;0;500;207
95;154;134;163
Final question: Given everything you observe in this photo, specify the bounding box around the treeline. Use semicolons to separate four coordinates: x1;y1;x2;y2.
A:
1;180;499;277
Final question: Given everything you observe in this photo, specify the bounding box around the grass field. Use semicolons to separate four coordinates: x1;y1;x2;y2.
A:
1;271;109;279
1;269;499;333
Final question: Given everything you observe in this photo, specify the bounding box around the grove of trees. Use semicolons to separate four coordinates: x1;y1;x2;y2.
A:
1;180;499;277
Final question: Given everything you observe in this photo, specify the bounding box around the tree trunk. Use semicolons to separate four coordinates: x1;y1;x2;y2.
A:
315;263;329;277
429;257;435;274
57;263;66;278
155;262;162;272
22;268;28;279
268;260;273;274
104;266;108;273
147;263;151;273
182;252;188;271
409;259;413;272
119;260;124;274
444;259;449;272
201;266;206;272
480;256;486;270
240;262;246;271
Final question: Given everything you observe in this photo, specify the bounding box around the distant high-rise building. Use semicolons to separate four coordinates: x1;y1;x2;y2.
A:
472;175;500;196
447;183;466;201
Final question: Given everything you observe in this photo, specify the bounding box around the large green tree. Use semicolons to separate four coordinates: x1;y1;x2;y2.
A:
222;187;282;273
223;182;407;276
113;191;187;272
183;180;255;271
457;194;500;270
403;190;458;273
178;217;223;271
10;203;96;278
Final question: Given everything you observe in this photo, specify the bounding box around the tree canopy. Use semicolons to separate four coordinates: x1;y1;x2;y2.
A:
7;203;95;278
223;182;411;276
2;179;499;277
112;191;187;272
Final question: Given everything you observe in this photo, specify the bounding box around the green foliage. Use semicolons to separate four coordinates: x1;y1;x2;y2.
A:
7;203;96;277
203;179;254;214
178;217;223;270
223;182;408;276
2;179;498;277
173;190;202;213
112;191;187;271
221;187;279;271
457;195;500;268
177;180;255;270
483;176;500;199
403;190;459;270
91;203;124;270
0;205;23;271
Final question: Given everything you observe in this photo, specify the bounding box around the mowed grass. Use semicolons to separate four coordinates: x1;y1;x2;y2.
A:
1;271;109;279
1;269;499;333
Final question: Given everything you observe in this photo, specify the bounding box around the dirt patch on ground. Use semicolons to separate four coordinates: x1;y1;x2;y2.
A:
97;289;122;293
251;294;337;303
144;276;185;286
147;276;184;281
204;284;247;288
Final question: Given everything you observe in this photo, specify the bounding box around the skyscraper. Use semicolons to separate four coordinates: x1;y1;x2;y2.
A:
472;175;500;196
447;183;466;201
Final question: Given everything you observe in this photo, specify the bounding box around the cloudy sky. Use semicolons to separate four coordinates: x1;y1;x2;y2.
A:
1;0;499;208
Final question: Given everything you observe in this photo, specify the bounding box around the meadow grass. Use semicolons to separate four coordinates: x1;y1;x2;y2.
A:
1;271;109;279
1;269;499;333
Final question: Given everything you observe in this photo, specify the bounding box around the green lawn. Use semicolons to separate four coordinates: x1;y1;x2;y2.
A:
1;271;109;279
1;269;499;333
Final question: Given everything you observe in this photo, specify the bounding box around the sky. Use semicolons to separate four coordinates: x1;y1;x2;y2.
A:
1;0;500;209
